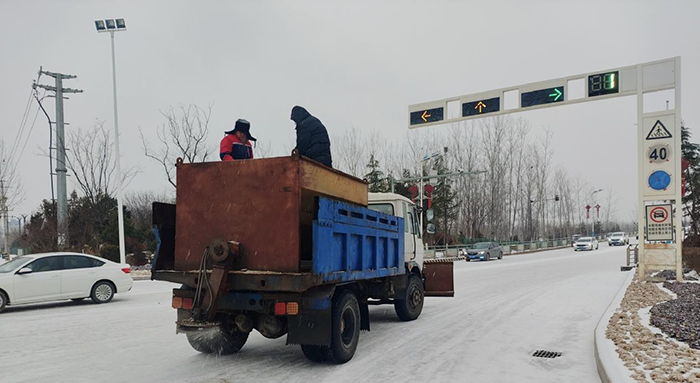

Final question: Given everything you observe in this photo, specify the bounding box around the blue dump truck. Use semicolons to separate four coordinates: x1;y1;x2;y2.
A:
151;155;454;363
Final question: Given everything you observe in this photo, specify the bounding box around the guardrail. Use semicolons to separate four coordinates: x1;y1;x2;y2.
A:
425;239;576;258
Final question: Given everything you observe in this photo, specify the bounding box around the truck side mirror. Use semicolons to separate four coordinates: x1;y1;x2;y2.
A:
426;209;434;223
426;223;436;234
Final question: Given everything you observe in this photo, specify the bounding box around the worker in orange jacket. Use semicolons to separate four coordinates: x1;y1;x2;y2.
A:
220;119;255;161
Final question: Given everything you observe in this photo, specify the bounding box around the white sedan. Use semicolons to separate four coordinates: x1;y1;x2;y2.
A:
0;252;133;313
574;237;599;251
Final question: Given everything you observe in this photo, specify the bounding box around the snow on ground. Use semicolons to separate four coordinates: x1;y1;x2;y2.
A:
0;245;629;383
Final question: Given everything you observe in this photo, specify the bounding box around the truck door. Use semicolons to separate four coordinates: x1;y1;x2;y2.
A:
409;205;424;266
403;202;416;261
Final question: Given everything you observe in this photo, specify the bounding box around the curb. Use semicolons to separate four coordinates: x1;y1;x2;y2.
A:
594;267;637;383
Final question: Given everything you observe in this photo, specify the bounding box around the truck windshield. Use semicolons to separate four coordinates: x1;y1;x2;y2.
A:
368;203;394;216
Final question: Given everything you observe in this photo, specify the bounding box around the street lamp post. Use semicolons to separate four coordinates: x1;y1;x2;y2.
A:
590;189;603;237
95;18;127;264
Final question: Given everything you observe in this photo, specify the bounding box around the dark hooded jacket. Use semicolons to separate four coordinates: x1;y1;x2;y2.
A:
291;106;332;168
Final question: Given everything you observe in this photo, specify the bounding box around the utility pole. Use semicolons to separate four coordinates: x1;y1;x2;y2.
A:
34;68;83;249
0;180;8;259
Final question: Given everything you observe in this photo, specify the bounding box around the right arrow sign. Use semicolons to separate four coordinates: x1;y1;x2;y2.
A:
646;120;673;140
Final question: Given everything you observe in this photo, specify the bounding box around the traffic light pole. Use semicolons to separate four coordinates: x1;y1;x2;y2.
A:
390;170;486;232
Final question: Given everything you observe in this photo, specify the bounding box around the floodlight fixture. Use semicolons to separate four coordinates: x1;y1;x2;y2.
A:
95;18;126;33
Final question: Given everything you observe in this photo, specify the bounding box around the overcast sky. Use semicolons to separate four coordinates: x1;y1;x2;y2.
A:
1;0;699;221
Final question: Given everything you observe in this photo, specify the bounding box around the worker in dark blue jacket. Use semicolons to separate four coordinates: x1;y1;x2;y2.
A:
291;106;332;168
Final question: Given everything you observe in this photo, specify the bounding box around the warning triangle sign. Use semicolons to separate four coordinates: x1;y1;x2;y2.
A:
646;120;673;140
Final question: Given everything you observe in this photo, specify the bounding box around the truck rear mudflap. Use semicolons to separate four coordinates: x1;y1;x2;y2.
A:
423;259;455;297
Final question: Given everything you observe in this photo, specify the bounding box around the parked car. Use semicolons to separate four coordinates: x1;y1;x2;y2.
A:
465;242;503;261
574;237;599;251
571;234;582;247
0;252;133;313
607;232;629;246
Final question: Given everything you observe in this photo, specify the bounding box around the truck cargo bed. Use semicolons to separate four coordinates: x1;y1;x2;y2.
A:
152;156;405;291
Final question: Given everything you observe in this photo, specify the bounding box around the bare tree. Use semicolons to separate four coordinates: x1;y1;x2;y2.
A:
65;120;137;204
332;127;367;177
125;190;174;239
141;104;212;188
0;139;24;210
254;140;274;159
603;187;620;231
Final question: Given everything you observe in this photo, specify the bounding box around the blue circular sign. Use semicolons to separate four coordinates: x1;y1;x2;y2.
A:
648;170;671;190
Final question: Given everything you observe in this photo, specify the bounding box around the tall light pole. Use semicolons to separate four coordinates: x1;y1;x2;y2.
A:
95;18;127;264
590;188;603;236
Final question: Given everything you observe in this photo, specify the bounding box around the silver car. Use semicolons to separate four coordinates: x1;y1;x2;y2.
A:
574;237;599;251
465;242;503;261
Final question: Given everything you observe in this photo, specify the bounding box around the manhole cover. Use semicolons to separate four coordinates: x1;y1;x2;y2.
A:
532;350;562;359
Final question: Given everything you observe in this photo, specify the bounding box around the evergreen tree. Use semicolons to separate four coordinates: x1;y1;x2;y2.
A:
364;154;387;192
430;156;459;245
392;169;414;199
681;123;700;234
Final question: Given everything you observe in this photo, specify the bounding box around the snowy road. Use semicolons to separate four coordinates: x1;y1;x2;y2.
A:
1;245;630;383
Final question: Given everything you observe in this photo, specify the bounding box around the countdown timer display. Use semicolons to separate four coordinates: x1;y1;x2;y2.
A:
588;71;619;97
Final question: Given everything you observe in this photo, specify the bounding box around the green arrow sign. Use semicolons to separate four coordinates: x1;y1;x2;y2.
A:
549;88;562;101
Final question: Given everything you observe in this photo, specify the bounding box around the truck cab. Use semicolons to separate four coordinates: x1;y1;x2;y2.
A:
368;193;424;270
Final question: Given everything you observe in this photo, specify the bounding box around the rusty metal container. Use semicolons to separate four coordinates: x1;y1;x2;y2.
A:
174;155;368;273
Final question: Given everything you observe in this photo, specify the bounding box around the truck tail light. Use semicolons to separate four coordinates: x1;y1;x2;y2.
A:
274;301;299;315
172;296;194;310
172;296;183;309
286;302;299;315
121;267;131;274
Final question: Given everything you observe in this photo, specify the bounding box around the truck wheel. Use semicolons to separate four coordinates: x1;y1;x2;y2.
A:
301;345;328;362
394;274;424;321
186;320;249;355
326;290;360;364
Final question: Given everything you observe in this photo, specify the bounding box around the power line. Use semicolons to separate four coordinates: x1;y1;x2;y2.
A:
8;88;35;163
8;70;42;165
16;90;45;167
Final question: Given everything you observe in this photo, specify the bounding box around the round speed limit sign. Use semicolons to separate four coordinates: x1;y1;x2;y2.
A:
647;143;671;164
